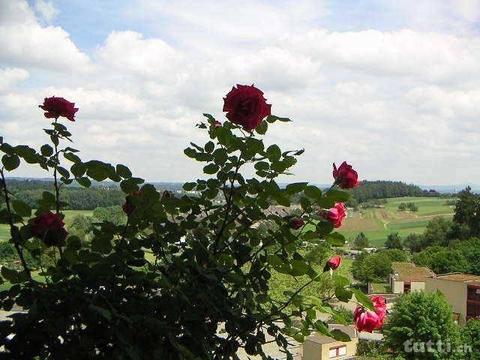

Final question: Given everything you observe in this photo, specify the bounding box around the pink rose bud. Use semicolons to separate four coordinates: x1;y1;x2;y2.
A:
39;96;78;121
324;255;342;271
333;161;359;189
289;217;305;230
322;202;347;228
223;84;271;132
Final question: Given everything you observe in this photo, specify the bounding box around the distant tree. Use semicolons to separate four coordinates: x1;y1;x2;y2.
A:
407;202;418;212
381;248;409;262
353;232;369;250
451;238;480;275
385;233;403;250
352;252;392;283
398;203;407;211
384;292;461;359
68;215;93;241
413;246;469;274
403;233;425;253
453;187;480;238
423;217;453;247
92;206;126;226
461;319;480;359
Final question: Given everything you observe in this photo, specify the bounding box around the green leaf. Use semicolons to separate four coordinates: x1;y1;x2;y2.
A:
335;287;353;302
289;260;310;276
352;288;374;311
116;164;132;178
183;182;196;191
254;161;269;171
77;177;91;188
286;182;308;194
63;152;81;163
326;232;346;246
266;115;291;123
266;145;281;162
2;154;20;171
326;189;351;202
203;163;219;175
255;120;268;135
12;200;31;217
71;162;86;177
204;141;214;153
40;144;54;157
304;185;323;201
1;267;29;284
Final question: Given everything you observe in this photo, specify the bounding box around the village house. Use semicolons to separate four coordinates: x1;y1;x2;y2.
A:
302;325;358;360
426;273;480;325
389;262;434;294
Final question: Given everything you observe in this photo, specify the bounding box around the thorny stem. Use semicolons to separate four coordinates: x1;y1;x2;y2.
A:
52;118;64;258
0;168;32;280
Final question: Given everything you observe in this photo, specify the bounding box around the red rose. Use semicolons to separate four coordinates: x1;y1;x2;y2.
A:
289;217;305;230
39;96;78;121
325;255;342;271
30;211;68;246
223;84;271;132
333;161;359;189
123;191;142;216
323;203;347;228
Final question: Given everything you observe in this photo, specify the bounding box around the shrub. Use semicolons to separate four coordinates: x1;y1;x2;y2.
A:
384;292;461;359
0;89;372;358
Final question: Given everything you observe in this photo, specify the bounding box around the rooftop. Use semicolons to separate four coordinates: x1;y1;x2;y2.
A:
432;273;480;284
391;262;435;282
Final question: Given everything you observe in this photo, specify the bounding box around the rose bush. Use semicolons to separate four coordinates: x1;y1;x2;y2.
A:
0;87;375;359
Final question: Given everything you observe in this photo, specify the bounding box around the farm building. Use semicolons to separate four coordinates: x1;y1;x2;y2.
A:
426;273;480;325
302;325;358;360
389;262;434;294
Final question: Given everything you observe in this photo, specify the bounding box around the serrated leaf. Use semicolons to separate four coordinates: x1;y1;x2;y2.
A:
12;200;31;217
2;154;20;171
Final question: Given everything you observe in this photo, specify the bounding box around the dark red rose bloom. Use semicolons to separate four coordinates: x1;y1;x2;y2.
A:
30;211;67;247
223;84;271;132
324;255;342;271
289;217;305;230
123;191;141;216
333;161;359;189
39;96;78;121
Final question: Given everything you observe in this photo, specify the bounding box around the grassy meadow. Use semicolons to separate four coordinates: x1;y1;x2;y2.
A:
338;197;455;247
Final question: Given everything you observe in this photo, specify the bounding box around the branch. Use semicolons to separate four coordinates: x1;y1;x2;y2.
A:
0;168;32;280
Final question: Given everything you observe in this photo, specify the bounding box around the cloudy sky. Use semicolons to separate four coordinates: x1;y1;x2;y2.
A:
1;0;480;185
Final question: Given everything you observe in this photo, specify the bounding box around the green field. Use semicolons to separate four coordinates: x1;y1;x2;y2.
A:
0;210;93;242
338;197;455;247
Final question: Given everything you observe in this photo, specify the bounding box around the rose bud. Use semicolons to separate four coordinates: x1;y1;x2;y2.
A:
324;255;342;271
333;161;359;189
289;217;305;230
30;211;68;247
39;96;78;121
223;84;271;132
213;120;222;128
322;202;347;228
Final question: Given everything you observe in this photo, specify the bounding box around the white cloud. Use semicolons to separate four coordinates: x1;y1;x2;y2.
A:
2;0;480;185
0;67;29;92
0;0;90;72
34;0;59;23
